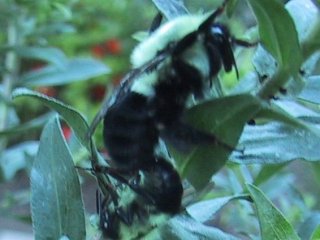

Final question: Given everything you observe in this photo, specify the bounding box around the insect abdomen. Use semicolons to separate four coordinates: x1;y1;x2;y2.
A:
103;92;158;170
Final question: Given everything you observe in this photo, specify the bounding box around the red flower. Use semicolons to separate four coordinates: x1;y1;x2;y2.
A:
62;125;72;141
91;44;106;58
105;38;122;55
91;38;122;57
36;87;57;97
32;62;46;70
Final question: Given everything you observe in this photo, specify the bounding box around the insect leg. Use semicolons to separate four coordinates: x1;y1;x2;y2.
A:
94;165;157;206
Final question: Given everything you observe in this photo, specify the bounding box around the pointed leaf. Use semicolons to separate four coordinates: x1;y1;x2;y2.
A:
299;76;320;104
253;163;287;186
248;0;303;99
187;195;250;223
31;116;85;239
232;98;320;164
311;226;320;240
298;212;320;240
171;94;262;189
0;141;38;181
0;113;54;137
231;121;320;164
247;0;302;69
286;0;320;60
160;215;239;240
256;101;318;131
12;88;90;149
16;46;67;67
247;184;300;240
152;0;188;20
20;58;109;87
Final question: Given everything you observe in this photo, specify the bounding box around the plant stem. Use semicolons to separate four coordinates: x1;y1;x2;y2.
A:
257;68;290;100
0;18;19;150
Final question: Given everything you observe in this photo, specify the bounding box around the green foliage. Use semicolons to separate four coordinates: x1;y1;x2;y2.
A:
12;88;90;149
247;184;300;240
20;58;109;87
1;0;320;239
172;94;263;189
31;116;85;240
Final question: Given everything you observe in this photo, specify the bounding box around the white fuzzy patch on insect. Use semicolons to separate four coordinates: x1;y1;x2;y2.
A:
131;14;206;68
131;71;158;96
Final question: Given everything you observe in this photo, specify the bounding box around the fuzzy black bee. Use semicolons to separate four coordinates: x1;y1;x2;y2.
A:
101;1;254;168
96;157;183;239
89;1;255;238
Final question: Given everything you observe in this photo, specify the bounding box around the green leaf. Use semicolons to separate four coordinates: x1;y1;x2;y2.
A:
0;113;54;137
298;212;320;240
35;23;75;36
171;94;262;189
253;163;287;186
0;141;38;181
52;2;72;20
247;0;301;68
286;0;319;42
301;18;320;61
12;88;90;149
15;46;67;67
248;0;303;99
311;225;320;240
225;0;239;17
186;195;250;223
232;98;320;164
151;0;188;20
31;116;85;239
231;121;320;164
299;76;320;104
160;215;239;240
286;0;320;60
247;184;300;240
274;98;320;118
20;58;109;87
254;103;304;128
310;162;320;185
252;45;277;82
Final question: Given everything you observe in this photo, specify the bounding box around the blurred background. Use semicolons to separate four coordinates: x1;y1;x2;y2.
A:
2;0;318;239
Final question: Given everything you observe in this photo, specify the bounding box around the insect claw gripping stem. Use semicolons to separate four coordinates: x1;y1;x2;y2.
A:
93;165;157;205
76;165;121;207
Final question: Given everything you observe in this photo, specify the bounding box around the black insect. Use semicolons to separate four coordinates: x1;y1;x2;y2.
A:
96;157;182;239
97;191;120;240
89;0;255;238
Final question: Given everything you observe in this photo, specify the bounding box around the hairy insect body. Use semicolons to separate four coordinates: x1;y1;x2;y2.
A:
97;158;183;239
103;92;158;170
131;15;206;68
141;157;183;214
98;1;255;237
103;10;237;215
